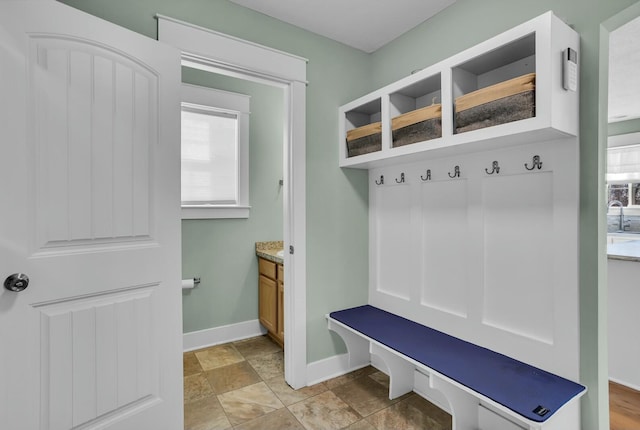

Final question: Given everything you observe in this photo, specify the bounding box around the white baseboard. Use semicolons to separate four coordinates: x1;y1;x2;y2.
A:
305;353;370;386
609;377;640;393
183;319;267;352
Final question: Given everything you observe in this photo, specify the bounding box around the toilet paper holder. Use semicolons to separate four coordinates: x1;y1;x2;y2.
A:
182;277;201;289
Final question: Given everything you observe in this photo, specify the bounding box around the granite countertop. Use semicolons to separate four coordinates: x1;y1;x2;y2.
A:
256;241;284;265
608;239;640;262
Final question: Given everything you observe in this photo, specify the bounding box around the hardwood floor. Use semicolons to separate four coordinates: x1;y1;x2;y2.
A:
610;381;640;430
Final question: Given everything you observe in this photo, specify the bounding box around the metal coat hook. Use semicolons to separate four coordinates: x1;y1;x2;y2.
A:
421;169;432;181
448;165;460;178
485;161;500;175
375;175;384;185
395;173;405;184
525;155;543;171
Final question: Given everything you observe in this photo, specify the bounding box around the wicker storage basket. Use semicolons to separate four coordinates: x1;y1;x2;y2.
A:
455;73;535;134
392;104;442;147
346;122;382;157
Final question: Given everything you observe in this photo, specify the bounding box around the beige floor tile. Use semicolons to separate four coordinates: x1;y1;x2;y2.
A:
195;344;244;371
265;375;327;406
183;338;451;430
233;335;282;359
404;395;451;429
324;366;378;390
332;373;403;417
206;361;262;394
247;350;284;380
366;394;452;430
288;390;361;430
233;408;305;430
184;373;215;403
345;420;377;430
184;352;204;377
217;381;284;425
367;371;390;389
184;395;231;430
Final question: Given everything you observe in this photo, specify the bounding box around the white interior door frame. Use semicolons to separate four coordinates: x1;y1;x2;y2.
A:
156;15;308;389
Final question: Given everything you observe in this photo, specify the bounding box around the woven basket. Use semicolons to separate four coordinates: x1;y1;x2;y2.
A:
346;122;382;157
455;73;535;134
392;104;442;147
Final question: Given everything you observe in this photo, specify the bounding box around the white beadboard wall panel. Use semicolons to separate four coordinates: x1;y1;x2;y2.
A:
482;172;554;344
420;179;469;318
31;37;156;252
368;140;579;379
36;286;158;428
374;184;416;301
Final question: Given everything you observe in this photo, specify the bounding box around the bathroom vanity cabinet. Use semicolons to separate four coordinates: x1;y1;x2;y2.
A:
258;257;284;347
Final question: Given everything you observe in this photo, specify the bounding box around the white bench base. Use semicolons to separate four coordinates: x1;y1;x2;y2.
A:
328;316;582;430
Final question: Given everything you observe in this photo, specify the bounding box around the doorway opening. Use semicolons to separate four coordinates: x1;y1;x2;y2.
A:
157;14;308;389
601;3;640;429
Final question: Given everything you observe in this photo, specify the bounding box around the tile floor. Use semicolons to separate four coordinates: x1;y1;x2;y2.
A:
184;335;452;430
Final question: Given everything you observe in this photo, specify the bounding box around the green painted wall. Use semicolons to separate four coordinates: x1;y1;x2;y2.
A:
55;0;640;427
609;118;640;136
180;68;284;333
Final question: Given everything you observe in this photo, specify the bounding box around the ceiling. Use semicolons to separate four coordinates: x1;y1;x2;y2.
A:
228;1;637;122
228;0;456;53
609;15;640;123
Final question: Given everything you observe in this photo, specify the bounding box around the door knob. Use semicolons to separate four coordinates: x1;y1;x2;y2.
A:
4;273;29;292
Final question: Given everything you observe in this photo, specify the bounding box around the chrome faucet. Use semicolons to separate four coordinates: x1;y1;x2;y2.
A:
608;200;625;231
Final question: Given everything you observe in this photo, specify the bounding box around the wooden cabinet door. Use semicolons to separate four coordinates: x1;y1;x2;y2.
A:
277;280;285;343
259;275;277;333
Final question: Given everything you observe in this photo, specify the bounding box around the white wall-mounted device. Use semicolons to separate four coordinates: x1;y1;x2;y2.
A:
563;48;578;92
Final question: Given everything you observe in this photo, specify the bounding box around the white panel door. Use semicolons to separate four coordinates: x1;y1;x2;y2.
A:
0;1;183;429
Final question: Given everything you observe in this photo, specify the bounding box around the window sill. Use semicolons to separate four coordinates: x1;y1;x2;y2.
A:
181;205;251;219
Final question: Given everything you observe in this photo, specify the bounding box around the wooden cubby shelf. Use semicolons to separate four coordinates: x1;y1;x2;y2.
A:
339;11;579;169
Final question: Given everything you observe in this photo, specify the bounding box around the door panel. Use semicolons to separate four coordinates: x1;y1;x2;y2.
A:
31;36;157;251
0;1;182;429
36;287;157;429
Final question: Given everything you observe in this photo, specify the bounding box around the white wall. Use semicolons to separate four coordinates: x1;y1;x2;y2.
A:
608;258;640;390
369;139;580;380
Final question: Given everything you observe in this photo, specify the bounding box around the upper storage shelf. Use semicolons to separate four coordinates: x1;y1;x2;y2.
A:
339;11;579;169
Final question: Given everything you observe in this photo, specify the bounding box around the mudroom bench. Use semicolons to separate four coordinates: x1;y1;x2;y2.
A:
327;305;586;430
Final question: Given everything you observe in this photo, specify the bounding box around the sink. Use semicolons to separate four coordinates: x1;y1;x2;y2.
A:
276;250;284;258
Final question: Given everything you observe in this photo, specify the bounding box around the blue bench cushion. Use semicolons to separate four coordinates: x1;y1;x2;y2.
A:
329;305;586;423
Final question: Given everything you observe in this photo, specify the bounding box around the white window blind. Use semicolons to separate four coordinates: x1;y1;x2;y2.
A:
607;144;640;183
180;83;250;219
181;107;238;204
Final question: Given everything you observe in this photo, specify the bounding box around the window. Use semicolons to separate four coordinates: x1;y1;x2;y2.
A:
607;144;640;208
181;84;250;219
607;182;640;207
